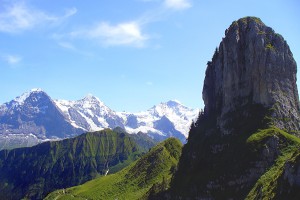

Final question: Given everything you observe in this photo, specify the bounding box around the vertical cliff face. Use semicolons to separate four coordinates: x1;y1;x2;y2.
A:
161;17;300;200
203;17;300;134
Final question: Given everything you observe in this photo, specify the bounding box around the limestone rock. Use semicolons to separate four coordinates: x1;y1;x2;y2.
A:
203;17;300;134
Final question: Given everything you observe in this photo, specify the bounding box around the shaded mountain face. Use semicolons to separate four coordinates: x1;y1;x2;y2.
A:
161;17;300;199
0;89;83;140
0;91;198;149
45;137;182;200
153;116;186;142
0;129;143;200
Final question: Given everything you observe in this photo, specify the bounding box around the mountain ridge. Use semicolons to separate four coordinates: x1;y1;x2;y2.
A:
0;89;198;149
0;128;146;200
45;137;182;200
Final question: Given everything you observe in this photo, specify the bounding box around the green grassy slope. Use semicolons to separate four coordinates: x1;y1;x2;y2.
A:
0;129;142;200
45;137;182;200
246;127;300;199
113;127;158;152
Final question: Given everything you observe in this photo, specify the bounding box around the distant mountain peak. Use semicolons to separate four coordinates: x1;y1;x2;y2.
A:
82;94;103;103
84;93;97;100
30;88;44;93
151;100;191;114
13;88;47;106
166;100;183;107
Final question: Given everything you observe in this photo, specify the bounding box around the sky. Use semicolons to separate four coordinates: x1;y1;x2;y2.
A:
0;0;299;112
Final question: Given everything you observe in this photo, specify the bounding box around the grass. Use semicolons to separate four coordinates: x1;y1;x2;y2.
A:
247;126;300;146
0;129;143;199
246;127;300;199
239;16;264;26
45;138;182;200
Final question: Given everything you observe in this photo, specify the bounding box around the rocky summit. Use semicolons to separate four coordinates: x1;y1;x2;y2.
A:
203;16;300;135
158;17;300;199
0;89;82;139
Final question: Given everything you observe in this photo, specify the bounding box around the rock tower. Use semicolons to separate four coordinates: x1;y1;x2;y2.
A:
203;17;300;134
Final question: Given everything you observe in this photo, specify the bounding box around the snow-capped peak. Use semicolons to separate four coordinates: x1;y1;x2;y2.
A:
142;100;199;138
149;100;188;117
13;88;45;106
79;94;107;108
30;88;44;93
84;93;96;99
54;93;117;132
83;94;101;102
166;100;182;107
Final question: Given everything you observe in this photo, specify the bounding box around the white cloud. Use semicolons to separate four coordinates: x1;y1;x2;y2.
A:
53;0;191;48
73;21;149;47
0;2;76;33
2;54;22;65
164;0;191;10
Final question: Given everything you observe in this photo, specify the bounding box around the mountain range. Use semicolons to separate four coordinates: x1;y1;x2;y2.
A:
2;16;299;200
0;89;198;149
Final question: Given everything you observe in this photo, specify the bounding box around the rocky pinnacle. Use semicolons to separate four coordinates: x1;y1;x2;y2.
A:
202;17;300;134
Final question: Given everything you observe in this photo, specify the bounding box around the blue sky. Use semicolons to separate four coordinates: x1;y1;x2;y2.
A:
1;0;299;112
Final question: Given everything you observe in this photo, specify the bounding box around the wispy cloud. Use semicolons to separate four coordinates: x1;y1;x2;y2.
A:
57;41;94;57
58;42;76;50
164;0;191;10
71;21;149;47
2;54;22;65
64;7;77;18
55;0;191;48
0;2;77;33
